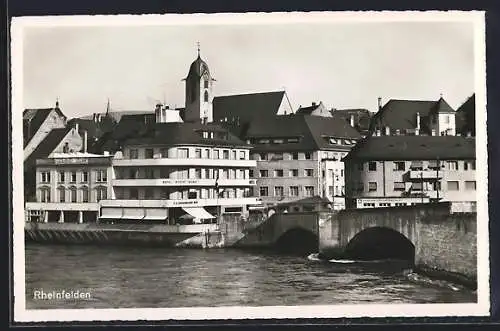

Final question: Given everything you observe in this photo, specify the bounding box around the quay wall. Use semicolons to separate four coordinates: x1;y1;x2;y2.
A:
25;223;218;247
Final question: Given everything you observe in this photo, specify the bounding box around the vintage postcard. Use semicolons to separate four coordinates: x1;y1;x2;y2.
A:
11;11;489;322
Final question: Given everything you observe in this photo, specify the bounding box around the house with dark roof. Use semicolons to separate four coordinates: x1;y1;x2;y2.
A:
212;90;294;138
24;124;84;201
68;112;116;154
343;135;476;210
369;97;458;137
330;108;373;137
456;94;475;136
296;102;332;117
244;114;362;209
23;101;67;161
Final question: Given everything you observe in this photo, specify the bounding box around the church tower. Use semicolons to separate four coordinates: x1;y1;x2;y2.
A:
184;44;214;123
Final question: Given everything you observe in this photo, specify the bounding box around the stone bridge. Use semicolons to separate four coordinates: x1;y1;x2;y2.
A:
233;202;477;283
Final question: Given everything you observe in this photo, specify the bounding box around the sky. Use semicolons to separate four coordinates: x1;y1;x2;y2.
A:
21;19;475;119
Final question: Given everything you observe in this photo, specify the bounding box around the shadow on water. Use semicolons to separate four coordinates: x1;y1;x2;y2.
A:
272;228;319;256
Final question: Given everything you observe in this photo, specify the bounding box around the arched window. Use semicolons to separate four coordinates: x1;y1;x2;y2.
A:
58;186;65;203
96;187;107;202
81;186;89;203
70;186;77;203
39;187;51;203
204;90;209;102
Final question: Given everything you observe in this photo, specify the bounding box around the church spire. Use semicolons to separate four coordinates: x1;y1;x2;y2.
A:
196;41;200;57
106;98;110;115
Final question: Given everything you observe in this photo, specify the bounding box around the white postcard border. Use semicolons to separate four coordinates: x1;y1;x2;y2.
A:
11;11;489;322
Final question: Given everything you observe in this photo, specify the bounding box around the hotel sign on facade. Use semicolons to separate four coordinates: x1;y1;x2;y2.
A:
37;157;113;166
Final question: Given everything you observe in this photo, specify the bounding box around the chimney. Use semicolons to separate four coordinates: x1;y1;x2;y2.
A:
378;97;382;110
312;102;316;106
385;126;390;136
466;131;472;137
431;129;437;136
74;122;79;133
83;130;88;153
416;112;421;130
350;114;355;127
376;129;381;136
104;151;109;156
93;113;97;123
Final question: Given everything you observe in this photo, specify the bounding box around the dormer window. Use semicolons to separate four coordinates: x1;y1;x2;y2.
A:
202;131;209;139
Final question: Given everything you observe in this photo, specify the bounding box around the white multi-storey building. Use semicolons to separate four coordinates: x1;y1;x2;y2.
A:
100;120;260;223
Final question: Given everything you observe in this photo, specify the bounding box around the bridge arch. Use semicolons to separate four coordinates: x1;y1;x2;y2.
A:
344;226;415;263
274;227;318;255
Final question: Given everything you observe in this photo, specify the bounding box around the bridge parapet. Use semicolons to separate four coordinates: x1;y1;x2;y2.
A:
319;202;477;282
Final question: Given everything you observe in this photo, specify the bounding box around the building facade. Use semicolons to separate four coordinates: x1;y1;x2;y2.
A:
104;125;260;223
25;152;113;223
344;135;476;210
246;114;361;210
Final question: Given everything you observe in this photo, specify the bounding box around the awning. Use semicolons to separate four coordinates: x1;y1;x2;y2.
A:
182;207;215;219
143;208;168;221
428;160;439;167
100;208;123;219
122;208;145;220
410;160;423;168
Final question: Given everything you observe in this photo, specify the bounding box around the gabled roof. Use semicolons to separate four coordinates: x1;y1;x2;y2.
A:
430;97;456;114
123;122;248;148
68;116;115;141
369;99;436;133
331;108;373;133
213;91;286;123
79;111;152;123
456;94;475;136
296;103;323;115
245;114;361;152
23;107;66;147
344;135;475;161
24;127;72;170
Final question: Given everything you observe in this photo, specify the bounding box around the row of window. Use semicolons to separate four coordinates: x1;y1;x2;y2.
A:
360;160;476;172
354;180;477;192
254;169;314;178
258;186;315;197
40;170;108;184
362;202;417;208
116;187;252;200
127;147;247;160
251;152;313;161
38;187;107;203
116;167;248;180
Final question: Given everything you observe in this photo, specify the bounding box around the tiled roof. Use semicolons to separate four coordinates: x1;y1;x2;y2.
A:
344;135;475;161
296;104;321;115
24;127;72;170
369;98;455;134
331;108;373;133
99;113;156;152
245;114;361;152
213;91;286;123
456;94;475;136
123;122;248;148
23;107;66;147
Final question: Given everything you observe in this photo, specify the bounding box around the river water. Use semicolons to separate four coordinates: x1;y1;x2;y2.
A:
25;243;476;309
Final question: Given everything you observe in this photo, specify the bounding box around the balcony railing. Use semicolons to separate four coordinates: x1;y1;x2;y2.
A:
112;158;256;168
112;178;256;187
408;170;443;180
99;197;263;208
